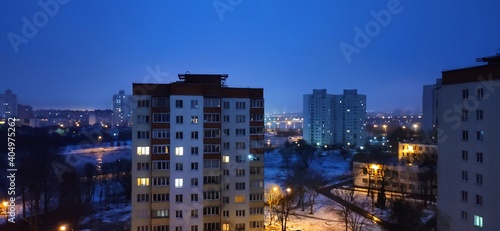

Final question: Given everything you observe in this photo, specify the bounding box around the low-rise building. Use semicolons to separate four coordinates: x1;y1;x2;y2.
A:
398;142;437;165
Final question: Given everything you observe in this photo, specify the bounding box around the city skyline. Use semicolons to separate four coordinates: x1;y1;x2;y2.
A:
1;1;499;112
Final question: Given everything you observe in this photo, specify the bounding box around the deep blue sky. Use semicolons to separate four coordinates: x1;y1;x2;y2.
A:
1;1;499;113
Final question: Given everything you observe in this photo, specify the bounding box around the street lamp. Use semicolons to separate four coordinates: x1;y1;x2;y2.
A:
382;124;387;136
413;124;418;133
269;186;279;225
1;201;7;219
369;164;379;211
59;225;74;231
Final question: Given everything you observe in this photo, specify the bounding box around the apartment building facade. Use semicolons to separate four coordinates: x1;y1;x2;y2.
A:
303;89;366;147
437;54;500;230
113;90;132;126
131;74;265;231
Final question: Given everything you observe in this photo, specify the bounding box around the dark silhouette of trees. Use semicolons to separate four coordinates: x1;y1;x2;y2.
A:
275;190;295;231
279;141;294;168
304;169;329;214
418;160;437;208
294;139;315;168
332;187;370;231
280;165;307;211
82;163;97;206
389;199;423;231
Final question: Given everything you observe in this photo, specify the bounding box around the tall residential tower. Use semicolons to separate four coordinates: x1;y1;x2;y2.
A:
131;74;265;231
437;54;500;230
303;89;366;147
113;90;132;126
0;89;18;119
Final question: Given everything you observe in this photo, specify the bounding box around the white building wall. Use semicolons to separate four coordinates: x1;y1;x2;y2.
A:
221;98;251;229
169;95;204;229
438;78;500;231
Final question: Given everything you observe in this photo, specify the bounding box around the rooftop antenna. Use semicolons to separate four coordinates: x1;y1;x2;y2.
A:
185;71;191;74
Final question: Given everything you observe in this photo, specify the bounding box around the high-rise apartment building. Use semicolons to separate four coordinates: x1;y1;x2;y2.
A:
303;89;366;146
335;89;367;146
422;79;442;136
113;90;132;126
437;54;500;230
303;89;336;146
0;89;18;119
131;74;265;231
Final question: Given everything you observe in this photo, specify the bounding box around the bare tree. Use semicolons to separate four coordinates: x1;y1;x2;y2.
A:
332;188;370;231
294;139;315;168
279;141;294;168
264;183;282;226
418;161;437;208
280;165;307;211
304;169;329;214
275;189;295;231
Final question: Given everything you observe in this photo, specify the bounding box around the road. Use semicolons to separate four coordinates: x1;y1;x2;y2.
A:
318;180;396;231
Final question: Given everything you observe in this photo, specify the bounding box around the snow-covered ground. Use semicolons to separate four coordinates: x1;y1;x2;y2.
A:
60;142;386;230
263;148;384;231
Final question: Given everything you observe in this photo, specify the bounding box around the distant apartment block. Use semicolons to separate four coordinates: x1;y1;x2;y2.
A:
113;90;132;126
422;79;442;137
0;89;18;119
303;89;366;146
437;54;500;230
17;104;34;125
32;109;113;127
131;74;265;231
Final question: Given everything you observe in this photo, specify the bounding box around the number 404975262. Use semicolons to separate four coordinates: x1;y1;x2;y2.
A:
7;118;16;166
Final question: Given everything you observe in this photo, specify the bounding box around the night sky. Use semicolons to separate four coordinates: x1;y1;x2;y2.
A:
1;1;499;113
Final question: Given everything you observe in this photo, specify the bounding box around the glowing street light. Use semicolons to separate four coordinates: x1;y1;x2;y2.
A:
413;124;418;133
59;225;74;231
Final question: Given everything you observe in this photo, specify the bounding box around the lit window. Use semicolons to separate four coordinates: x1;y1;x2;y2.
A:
222;156;229;163
137;147;150;155
175;178;183;188
137;178;149;186
474;215;483;227
235;196;245;203
176;147;184;156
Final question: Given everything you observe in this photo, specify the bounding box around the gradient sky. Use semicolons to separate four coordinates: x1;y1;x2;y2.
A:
1;1;499;113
